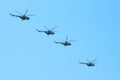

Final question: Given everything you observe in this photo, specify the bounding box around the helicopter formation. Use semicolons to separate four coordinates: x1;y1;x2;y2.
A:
10;9;97;67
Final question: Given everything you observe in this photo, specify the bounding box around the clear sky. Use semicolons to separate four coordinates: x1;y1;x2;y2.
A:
0;0;120;80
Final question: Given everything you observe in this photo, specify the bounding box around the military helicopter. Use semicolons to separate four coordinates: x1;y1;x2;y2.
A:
79;59;97;67
54;37;74;46
10;9;33;20
36;26;56;35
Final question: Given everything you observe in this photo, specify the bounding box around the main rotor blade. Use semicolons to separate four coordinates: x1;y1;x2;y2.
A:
15;10;23;15
66;36;68;41
53;30;57;33
69;40;75;42
86;59;90;62
57;39;64;42
24;9;28;15
50;27;56;30
91;59;97;62
26;14;34;16
44;26;49;30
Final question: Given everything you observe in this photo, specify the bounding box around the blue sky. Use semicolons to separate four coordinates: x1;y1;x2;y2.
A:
0;0;120;80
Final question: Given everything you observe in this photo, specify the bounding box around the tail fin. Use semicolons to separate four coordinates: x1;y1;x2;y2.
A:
36;29;39;32
10;13;15;16
54;41;58;43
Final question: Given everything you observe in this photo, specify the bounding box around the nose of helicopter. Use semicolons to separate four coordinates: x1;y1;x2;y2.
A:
53;32;55;34
69;43;71;45
27;17;30;20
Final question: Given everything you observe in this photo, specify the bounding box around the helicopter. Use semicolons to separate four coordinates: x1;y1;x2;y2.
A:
36;26;56;35
79;59;97;67
54;37;74;46
10;9;33;20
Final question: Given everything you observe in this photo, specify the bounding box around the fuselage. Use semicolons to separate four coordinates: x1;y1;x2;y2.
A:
45;30;55;35
86;62;95;66
19;15;30;20
62;41;71;46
